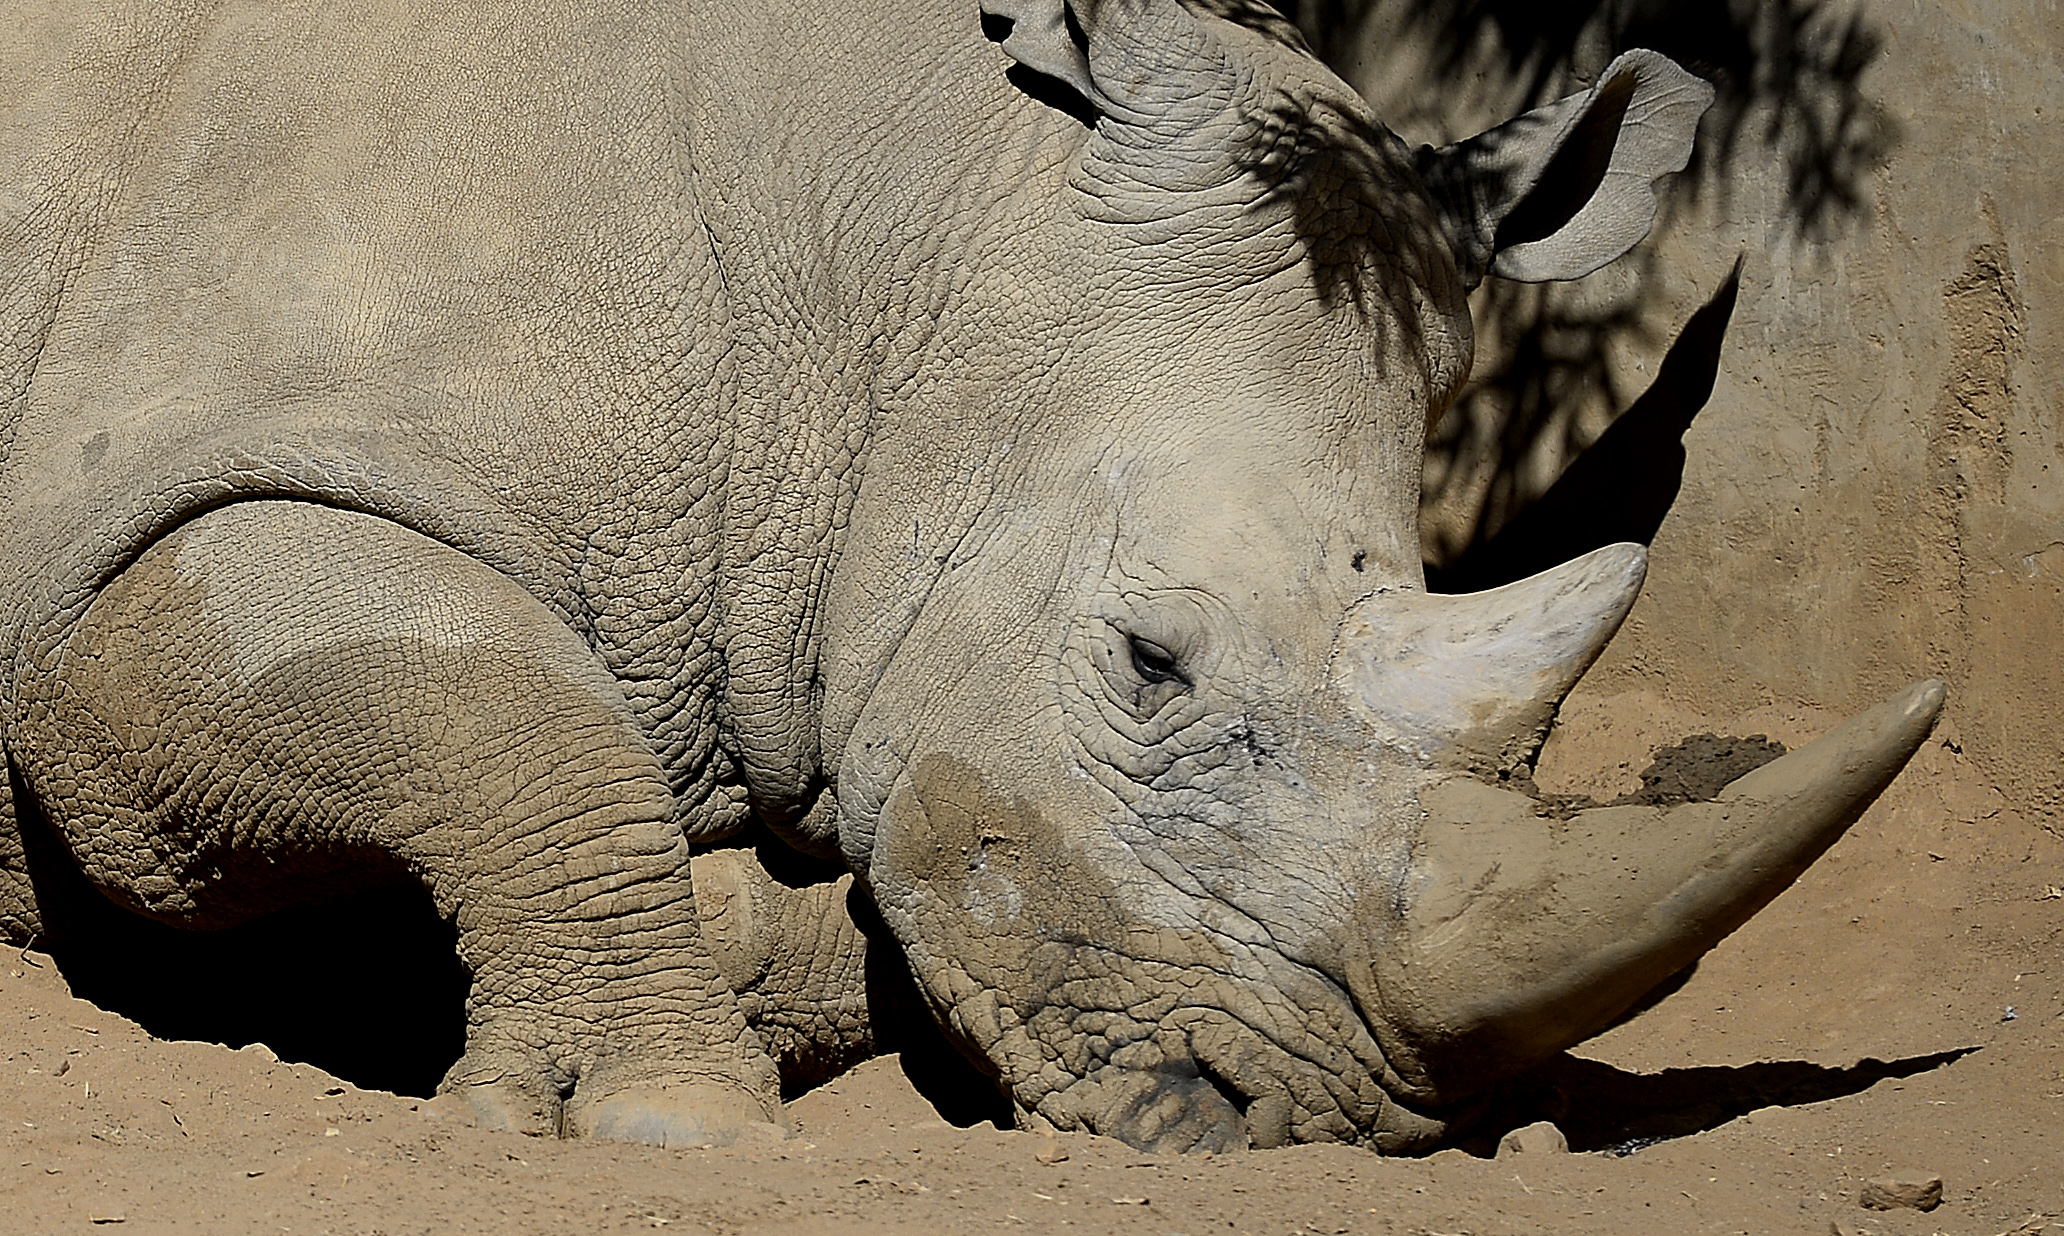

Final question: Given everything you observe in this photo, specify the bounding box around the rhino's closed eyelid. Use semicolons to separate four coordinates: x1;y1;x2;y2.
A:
1126;633;1186;685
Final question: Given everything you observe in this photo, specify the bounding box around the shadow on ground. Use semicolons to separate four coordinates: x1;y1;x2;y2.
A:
1456;1045;1978;1156
851;884;1019;1129
18;794;1014;1124
21;816;467;1098
7;785;1979;1153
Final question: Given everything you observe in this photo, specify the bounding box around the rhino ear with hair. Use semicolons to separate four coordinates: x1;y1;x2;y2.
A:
1416;50;1715;288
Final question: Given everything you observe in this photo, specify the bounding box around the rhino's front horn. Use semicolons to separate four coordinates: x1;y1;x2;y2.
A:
1357;678;1946;1101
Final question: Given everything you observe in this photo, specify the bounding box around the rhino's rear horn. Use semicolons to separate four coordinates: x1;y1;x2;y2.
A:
1338;542;1647;778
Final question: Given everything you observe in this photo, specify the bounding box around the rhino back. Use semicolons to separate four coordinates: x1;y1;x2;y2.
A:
0;0;1078;827
0;2;212;497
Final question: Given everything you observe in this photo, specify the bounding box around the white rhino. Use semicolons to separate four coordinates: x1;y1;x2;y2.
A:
0;0;1942;1152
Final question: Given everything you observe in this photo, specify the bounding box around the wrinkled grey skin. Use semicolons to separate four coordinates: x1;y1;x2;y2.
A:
0;0;1939;1153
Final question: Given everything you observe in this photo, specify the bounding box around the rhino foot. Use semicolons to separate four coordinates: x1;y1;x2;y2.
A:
564;1081;791;1149
433;1053;789;1148
1045;1066;1253;1155
424;1078;556;1137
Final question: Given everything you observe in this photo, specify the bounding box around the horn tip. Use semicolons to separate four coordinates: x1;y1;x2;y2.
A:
1838;677;1948;770
1593;541;1648;572
1904;678;1949;722
1574;541;1648;601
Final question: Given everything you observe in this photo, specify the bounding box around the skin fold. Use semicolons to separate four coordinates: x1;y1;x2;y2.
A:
0;0;1935;1152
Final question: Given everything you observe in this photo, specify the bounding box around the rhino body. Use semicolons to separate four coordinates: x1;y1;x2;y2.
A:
0;0;1941;1152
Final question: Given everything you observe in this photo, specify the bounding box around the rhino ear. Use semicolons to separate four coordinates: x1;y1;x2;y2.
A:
1416;50;1715;287
981;0;1106;110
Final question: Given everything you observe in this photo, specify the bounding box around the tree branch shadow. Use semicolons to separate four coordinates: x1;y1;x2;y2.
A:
1271;0;1898;580
1427;258;1740;590
1291;0;1899;244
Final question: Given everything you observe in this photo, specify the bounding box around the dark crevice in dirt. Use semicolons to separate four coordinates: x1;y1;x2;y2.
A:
1453;1046;1978;1157
1508;731;1789;819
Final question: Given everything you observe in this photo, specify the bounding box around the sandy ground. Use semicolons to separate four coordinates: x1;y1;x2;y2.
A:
3;688;2061;1236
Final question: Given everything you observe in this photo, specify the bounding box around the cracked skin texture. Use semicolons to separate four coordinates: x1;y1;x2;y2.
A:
13;502;783;1145
0;0;1723;1151
879;752;1451;1153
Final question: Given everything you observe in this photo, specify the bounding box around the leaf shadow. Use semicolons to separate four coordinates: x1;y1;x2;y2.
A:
1272;0;1899;579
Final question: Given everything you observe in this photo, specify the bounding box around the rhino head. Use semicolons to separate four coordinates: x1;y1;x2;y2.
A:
803;0;1944;1152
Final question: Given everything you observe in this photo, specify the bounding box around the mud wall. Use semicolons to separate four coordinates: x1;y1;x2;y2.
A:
1313;0;2062;828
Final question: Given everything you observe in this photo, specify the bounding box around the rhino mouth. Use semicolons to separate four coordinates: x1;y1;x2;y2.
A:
869;751;1460;1152
929;922;1465;1153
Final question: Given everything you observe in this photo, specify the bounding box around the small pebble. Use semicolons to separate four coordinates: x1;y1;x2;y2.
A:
1496;1121;1569;1159
1858;1174;1943;1212
1034;1143;1069;1165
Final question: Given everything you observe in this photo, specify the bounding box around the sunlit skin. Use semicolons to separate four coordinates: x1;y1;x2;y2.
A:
0;0;1936;1153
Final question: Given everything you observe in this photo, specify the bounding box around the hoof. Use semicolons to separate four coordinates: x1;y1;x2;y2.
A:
429;1077;560;1137
416;1093;479;1128
564;1081;790;1149
1053;1067;1253;1155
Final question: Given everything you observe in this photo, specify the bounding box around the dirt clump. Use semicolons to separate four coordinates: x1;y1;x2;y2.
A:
1621;733;1789;807
1511;731;1787;818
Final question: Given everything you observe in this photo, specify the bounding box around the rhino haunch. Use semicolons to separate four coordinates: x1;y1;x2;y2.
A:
0;0;1939;1153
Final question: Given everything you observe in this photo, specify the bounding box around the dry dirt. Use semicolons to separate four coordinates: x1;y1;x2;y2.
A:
3;688;2061;1236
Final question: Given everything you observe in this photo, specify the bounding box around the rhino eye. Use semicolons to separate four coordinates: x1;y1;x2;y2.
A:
1128;636;1185;686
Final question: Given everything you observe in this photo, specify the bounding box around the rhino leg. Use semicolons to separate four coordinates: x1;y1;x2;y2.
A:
692;845;878;1090
8;500;781;1146
0;753;40;945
